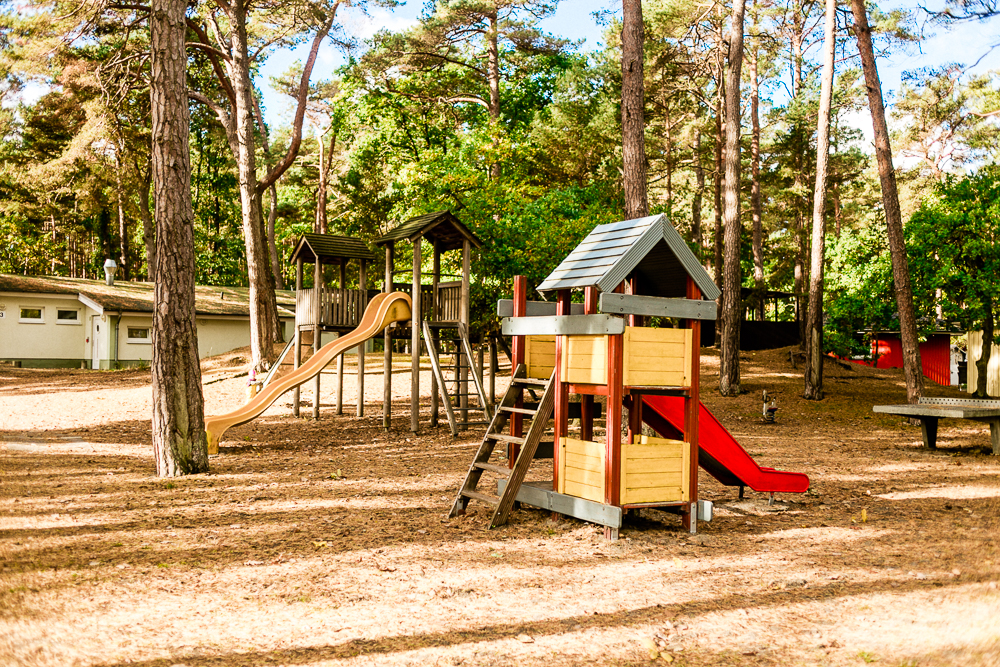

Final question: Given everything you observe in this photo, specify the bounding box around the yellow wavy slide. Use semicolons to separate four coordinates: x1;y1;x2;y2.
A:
206;291;412;454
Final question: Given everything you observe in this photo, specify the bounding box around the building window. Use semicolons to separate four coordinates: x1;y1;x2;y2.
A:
127;327;151;344
19;307;43;323
56;309;80;324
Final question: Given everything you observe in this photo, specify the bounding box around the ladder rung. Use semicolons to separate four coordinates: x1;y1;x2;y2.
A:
473;462;511;476
500;406;537;415
462;489;499;504
487;433;525;445
513;377;549;386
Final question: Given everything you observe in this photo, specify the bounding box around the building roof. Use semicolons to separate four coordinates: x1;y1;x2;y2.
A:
289;233;376;264
537;214;721;300
375;210;483;251
0;274;296;318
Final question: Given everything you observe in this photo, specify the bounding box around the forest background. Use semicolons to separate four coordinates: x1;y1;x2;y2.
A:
1;0;998;366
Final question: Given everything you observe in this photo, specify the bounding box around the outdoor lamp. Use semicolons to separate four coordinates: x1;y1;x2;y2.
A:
104;259;118;286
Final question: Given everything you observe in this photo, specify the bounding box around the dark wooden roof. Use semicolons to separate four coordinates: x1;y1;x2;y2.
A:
537;214;721;300
375;211;483;251
0;274;296;317
289;234;376;264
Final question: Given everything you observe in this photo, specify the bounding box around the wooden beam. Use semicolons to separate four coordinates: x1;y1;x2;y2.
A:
683;276;702;533
411;237;422;433
294;258;303;417
430;239;440;427
312;256;322;420
553;289;571;493
510;276;527;463
502;314;625;336
357;260;367;418
383;243;394;429
599;293;718;320
337;262;346;415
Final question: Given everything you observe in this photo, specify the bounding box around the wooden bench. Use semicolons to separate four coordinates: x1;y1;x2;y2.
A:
873;397;1000;454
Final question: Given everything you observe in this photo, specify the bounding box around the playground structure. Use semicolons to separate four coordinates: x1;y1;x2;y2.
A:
206;211;496;450
450;214;809;537
205;292;412;453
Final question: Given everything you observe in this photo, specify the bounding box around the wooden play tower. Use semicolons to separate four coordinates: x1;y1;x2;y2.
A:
450;214;721;538
375;211;490;434
288;233;377;418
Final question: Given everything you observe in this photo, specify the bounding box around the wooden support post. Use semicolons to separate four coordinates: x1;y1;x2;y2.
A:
337;262;346;415
581;286;598;441
430;240;440;426
411;237;422;433
683;276;702;533
313;258;322;420
357;260;367;417
510;276;527;463
605;283;625;511
293;258;303;416
489;336;497;406
553;289;571;491
460;239;471;424
477;343;485;407
383;243;395;429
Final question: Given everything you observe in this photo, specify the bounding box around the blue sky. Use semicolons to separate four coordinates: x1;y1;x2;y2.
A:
257;0;999;129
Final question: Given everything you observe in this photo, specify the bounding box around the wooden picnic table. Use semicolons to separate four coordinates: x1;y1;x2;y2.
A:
873;397;1000;454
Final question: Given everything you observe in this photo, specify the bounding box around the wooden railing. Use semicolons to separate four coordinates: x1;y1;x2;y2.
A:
436;282;462;322
296;288;379;329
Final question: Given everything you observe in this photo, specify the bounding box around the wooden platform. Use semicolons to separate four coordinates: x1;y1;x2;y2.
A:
873;397;1000;454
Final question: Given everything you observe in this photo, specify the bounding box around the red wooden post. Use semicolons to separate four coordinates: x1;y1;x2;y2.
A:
509;276;527;464
625;276;642;443
581;286;598;442
605;282;625;509
683;276;702;532
552;289;571;490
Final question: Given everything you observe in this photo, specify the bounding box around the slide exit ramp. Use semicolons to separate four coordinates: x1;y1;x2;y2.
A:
641;395;809;494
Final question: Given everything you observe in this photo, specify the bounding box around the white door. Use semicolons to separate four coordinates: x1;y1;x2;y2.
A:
91;317;101;369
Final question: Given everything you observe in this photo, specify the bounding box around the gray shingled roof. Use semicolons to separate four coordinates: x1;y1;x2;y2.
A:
375;211;483;251
0;274;297;317
289;233;376;264
537;214;721;300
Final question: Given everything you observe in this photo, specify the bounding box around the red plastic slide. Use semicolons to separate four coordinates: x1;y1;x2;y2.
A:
641;395;809;494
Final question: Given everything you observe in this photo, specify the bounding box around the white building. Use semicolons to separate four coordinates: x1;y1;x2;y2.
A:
0;274;295;369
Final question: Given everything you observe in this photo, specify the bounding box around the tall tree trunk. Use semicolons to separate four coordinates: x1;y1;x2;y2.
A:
692;127;704;256
116;167;130;281
266;183;282;289
228;1;280;371
713;64;724;284
719;0;746;397
804;0;836;401
750;3;764;322
851;0;925;403
316;131;327;234
975;302;993;398
149;0;208;476
791;0;806;347
138;167;155;280
487;8;502;181
621;0;649;219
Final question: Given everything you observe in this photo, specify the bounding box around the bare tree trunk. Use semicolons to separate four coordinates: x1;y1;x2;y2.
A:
229;3;280;371
487;9;502;181
621;0;649;219
149;0;208;476
692;127;704;253
750;4;764;322
116;168;130;281
804;0;836;401
719;0;746;397
975;303;993;398
851;0;925;403
138;167;155;280
316;132;327;234
713;67;724;284
266;183;282;289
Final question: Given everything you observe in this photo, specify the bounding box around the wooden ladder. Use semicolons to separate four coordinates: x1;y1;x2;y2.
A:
448;364;556;528
423;321;493;436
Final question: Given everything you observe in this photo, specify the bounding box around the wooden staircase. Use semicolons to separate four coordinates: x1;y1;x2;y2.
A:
448;364;556;528
423;321;493;436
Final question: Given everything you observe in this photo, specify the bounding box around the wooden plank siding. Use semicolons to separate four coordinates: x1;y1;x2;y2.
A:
622;435;690;504
525;335;556;379
562;335;609;385
622;326;692;387
558;437;605;503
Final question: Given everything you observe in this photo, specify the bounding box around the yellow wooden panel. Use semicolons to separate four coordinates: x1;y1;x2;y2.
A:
625;471;685;488
562;335;608;385
559;437;606;501
526;335;556;379
564;466;604;488
623;326;692;387
623;486;685;504
623;458;685;475
563;480;604;503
